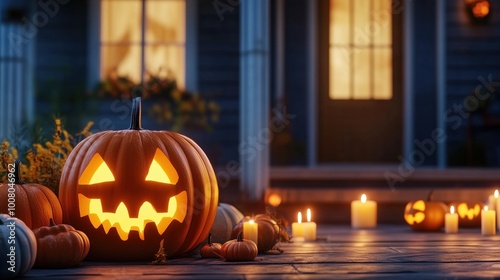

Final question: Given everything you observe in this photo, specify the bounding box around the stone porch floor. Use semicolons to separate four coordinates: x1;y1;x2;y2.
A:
23;225;500;279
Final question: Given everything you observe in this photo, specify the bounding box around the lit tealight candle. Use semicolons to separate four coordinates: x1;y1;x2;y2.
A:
481;206;496;236
243;219;259;247
351;194;377;229
291;212;305;242
445;206;458;234
303;209;317;241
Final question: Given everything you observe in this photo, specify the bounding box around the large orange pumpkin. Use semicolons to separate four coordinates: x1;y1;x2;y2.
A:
0;160;63;229
58;97;218;261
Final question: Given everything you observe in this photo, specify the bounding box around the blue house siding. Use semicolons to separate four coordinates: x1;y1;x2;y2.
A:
445;0;500;166
195;0;240;167
35;0;88;93
281;0;309;165
412;0;438;166
34;0;88;133
18;0;500;170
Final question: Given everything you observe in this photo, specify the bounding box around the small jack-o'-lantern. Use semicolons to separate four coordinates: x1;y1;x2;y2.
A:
404;199;447;231
59;97;218;261
448;202;483;228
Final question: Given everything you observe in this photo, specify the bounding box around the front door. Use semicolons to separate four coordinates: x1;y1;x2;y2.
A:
317;0;403;164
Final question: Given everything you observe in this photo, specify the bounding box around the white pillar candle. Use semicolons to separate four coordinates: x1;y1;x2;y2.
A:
494;190;500;230
243;220;259;247
303;209;317;241
291;212;305;241
488;189;498;211
351;194;377;229
481;206;496;236
445;206;458;234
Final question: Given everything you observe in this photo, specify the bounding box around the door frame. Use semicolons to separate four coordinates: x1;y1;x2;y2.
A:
306;0;415;167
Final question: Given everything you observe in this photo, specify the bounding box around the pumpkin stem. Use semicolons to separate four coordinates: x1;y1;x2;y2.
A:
49;218;56;227
427;190;435;201
237;231;243;242
13;159;24;184
129;97;143;130
207;233;213;245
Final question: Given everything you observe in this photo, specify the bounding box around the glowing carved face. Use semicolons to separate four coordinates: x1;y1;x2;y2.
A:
456;203;481;220
77;148;187;241
404;200;426;225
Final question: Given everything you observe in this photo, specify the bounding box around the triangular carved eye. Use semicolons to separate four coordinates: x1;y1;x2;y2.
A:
146;149;179;184
79;153;115;185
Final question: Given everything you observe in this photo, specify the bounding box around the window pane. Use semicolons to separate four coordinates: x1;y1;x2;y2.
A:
100;0;186;86
101;0;142;43
330;0;350;45
372;0;392;46
353;0;370;47
146;0;185;43
329;47;351;100
373;48;392;99
353;49;370;99
329;0;392;100
145;45;185;89
101;45;141;82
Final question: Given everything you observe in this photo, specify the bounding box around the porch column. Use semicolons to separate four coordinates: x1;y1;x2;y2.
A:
239;0;270;200
436;0;447;168
403;0;414;164
0;5;35;140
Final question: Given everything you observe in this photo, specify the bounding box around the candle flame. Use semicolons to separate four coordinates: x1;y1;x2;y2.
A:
450;206;455;214
361;194;367;203
484;206;489;211
298;212;302;224
307;208;312;223
249;219;255;224
495;189;499;198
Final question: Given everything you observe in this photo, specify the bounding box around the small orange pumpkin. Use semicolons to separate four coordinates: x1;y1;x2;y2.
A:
33;219;90;268
200;233;222;258
221;232;258;261
0;160;63;229
404;199;447;231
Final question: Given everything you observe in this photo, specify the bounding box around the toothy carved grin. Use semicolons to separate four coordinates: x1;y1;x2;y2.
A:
78;191;187;241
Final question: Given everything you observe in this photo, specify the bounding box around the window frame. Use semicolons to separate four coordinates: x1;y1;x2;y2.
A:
87;0;197;92
328;0;393;101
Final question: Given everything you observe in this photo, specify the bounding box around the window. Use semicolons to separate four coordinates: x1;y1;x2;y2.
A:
329;0;392;100
100;0;185;88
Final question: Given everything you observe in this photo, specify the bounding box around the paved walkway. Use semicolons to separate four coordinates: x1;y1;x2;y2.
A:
23;225;500;279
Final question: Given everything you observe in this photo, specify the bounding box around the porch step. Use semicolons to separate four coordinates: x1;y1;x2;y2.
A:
266;167;498;224
217;167;500;224
269;166;500;190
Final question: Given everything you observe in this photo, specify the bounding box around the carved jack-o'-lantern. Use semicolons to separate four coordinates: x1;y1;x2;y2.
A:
404;200;447;231
59;97;218;261
449;202;484;228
